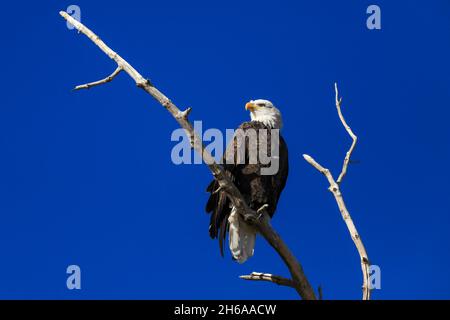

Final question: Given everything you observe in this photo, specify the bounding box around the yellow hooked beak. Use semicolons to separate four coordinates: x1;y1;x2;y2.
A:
245;102;258;112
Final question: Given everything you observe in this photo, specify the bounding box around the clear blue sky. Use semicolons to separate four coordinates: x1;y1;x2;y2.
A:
1;0;449;299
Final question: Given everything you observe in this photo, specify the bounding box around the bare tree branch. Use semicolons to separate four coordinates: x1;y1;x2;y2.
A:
240;272;295;288
74;66;123;90
302;83;371;300
59;11;317;300
334;83;358;184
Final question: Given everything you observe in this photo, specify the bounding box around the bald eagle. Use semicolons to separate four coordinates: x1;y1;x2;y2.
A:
205;99;289;263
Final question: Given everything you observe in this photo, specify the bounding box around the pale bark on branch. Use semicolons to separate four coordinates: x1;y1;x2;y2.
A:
74;66;123;90
240;272;295;287
303;83;371;300
59;11;316;300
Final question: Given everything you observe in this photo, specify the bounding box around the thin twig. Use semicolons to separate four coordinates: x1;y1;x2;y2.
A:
74;66;123;90
240;272;295;288
302;83;371;300
335;83;357;184
59;11;317;300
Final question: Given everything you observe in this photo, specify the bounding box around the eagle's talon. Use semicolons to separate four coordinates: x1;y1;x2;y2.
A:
257;204;269;214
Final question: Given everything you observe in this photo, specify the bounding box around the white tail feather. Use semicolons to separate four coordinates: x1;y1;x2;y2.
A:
228;206;256;263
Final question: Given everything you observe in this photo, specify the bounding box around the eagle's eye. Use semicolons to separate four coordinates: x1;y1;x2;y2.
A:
257;103;266;107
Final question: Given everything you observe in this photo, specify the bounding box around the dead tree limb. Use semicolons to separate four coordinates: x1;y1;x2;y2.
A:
59;11;316;300
302;83;371;300
240;272;295;287
74;66;123;90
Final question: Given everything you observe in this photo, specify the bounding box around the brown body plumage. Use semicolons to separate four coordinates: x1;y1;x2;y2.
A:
205;120;289;259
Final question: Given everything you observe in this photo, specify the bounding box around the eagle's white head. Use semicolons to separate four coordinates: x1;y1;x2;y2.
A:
245;99;283;129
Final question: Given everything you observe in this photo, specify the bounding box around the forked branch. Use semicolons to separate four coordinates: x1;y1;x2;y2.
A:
59;11;316;300
334;83;358;184
303;83;371;300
